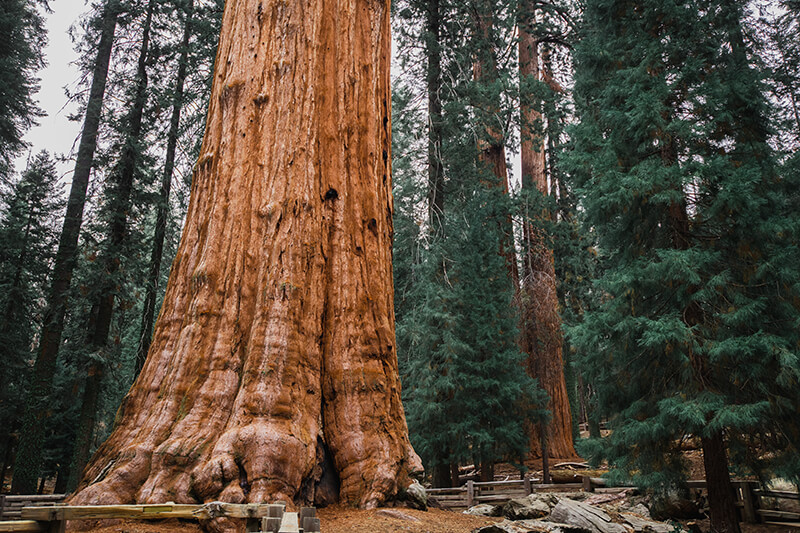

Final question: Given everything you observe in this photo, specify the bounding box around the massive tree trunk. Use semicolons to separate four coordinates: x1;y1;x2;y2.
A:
70;0;421;513
518;7;576;459
11;0;120;494
136;0;195;377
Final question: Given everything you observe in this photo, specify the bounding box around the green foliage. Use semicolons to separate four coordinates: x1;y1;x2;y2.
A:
0;0;46;179
0;151;63;477
568;0;800;489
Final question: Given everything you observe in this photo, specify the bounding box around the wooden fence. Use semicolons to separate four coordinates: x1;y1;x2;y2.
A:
427;477;800;527
0;502;320;533
0;496;65;522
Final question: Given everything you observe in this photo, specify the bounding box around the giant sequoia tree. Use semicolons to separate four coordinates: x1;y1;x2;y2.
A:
71;0;421;509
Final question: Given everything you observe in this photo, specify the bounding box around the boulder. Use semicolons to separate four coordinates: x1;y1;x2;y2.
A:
404;480;428;511
465;504;504;517
503;495;555;520
548;498;630;533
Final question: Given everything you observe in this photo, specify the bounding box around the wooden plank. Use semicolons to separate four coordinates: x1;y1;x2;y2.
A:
466;481;474;508
531;483;583;491
23;505;196;521
582;476;594;493
3;496;65;504
302;516;321;533
756;509;800;520
754;490;800;501
277;511;299;533
425;488;466;494
0;521;45;533
261;517;281;533
473;480;526;488
736;481;758;524
524;477;532;495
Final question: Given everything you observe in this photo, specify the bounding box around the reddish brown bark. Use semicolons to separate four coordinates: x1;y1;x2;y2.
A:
519;13;576;459
472;0;517;288
70;0;421;514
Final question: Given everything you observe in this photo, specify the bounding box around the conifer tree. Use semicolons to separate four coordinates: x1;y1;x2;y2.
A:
12;0;121;494
569;1;800;531
67;0;158;490
0;0;47;180
0;151;63;484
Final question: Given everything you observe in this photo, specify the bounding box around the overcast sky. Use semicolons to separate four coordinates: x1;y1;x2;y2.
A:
13;1;89;183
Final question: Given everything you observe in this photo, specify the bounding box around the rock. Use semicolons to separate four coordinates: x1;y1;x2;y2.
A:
404;480;428;511
517;520;593;533
620;513;676;533
503;495;555;520
548;498;630;533
377;509;421;522
472;520;590;533
465;503;503;516
619;503;651;520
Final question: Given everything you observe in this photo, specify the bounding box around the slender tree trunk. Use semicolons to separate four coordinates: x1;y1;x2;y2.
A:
66;0;157;492
518;5;575;459
432;465;451;488
702;433;741;533
70;0;420;512
472;0;516;287
426;0;444;233
1;434;15;489
136;0;195;378
10;0;119;495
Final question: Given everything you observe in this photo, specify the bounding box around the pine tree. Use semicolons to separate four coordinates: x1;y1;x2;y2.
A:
0;151;63;485
12;0;121;494
0;0;46;179
67;0;158;491
569;1;800;531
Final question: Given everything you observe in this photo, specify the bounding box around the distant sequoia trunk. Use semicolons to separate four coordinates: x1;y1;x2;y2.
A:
70;0;421;515
518;5;576;460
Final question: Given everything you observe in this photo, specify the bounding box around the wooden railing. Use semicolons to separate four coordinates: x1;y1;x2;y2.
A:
0;502;320;533
427;477;799;527
0;495;66;522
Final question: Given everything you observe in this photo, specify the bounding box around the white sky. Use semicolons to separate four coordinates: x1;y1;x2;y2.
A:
13;1;88;183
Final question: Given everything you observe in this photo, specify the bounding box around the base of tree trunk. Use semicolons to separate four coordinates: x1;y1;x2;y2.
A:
701;432;741;533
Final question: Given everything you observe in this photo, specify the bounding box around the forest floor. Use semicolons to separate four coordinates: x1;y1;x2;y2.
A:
76;507;800;533
81;507;501;533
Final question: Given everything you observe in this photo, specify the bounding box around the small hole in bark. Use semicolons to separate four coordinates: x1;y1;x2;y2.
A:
324;188;338;201
367;218;378;234
382;149;388;162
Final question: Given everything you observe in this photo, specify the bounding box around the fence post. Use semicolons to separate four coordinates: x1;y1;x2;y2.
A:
0;493;5;521
739;481;758;524
582;476;594;493
467;480;475;508
524;477;532;495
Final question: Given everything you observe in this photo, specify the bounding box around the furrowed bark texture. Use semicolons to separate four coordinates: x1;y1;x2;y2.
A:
519;15;575;459
71;0;421;514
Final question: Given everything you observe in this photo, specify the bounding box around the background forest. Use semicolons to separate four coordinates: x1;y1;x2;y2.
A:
1;0;799;527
